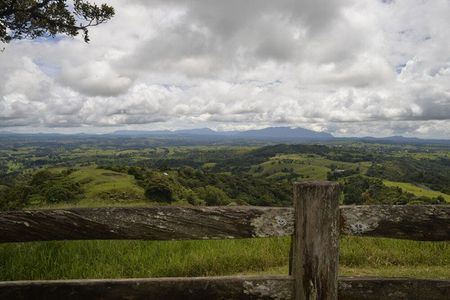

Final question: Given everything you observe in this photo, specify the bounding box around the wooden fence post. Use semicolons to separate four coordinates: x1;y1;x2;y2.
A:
292;181;340;300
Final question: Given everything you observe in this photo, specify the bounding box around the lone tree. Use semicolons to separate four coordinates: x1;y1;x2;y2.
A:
0;0;115;43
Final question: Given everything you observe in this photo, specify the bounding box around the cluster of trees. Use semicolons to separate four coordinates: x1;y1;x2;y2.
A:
341;175;445;205
126;166;292;207
1;141;449;210
0;169;82;210
325;149;375;163
110;165;450;207
367;158;450;194
214;144;329;172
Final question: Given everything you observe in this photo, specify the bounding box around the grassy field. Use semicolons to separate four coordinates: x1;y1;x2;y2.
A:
250;154;370;180
29;167;149;209
384;180;450;202
1;144;449;282
69;167;145;203
1;236;449;281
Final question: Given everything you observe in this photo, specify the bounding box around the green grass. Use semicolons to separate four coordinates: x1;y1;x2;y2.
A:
1;237;449;281
392;151;450;160
68;167;146;205
30;167;150;209
0;238;289;281
250;154;369;180
2;145;449;281
384;180;450;202
202;162;217;169
6;161;23;173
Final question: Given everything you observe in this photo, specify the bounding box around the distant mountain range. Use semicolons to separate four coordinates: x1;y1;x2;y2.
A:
0;127;448;144
110;126;334;141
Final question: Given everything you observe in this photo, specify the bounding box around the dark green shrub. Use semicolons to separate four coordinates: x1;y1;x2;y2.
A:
145;182;174;203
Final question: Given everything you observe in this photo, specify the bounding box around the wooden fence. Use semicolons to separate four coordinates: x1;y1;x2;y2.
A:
0;181;449;299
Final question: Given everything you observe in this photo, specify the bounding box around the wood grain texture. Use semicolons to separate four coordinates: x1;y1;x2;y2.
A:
0;206;294;243
0;205;449;243
340;205;450;241
292;181;341;300
0;276;293;300
338;277;450;300
1;277;449;300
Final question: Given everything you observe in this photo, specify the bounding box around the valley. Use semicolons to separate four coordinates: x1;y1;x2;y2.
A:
0;135;449;281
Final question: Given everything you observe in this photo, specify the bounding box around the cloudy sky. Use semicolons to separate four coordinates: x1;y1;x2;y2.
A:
1;0;449;138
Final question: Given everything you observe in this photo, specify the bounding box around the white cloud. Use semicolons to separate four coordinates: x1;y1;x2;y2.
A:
60;61;132;96
0;0;449;138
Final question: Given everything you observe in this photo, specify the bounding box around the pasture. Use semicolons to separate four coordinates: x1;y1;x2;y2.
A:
1;237;449;281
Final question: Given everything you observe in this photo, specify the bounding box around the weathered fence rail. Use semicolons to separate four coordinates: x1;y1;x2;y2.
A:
0;206;294;243
1;205;449;243
0;181;450;299
1;276;449;300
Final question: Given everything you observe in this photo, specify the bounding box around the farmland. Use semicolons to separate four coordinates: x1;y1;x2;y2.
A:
0;135;449;280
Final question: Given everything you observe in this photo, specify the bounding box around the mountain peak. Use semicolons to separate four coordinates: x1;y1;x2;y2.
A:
108;126;333;140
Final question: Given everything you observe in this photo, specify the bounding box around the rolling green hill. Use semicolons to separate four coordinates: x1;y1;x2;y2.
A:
383;180;450;202
249;153;370;180
1;140;449;281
